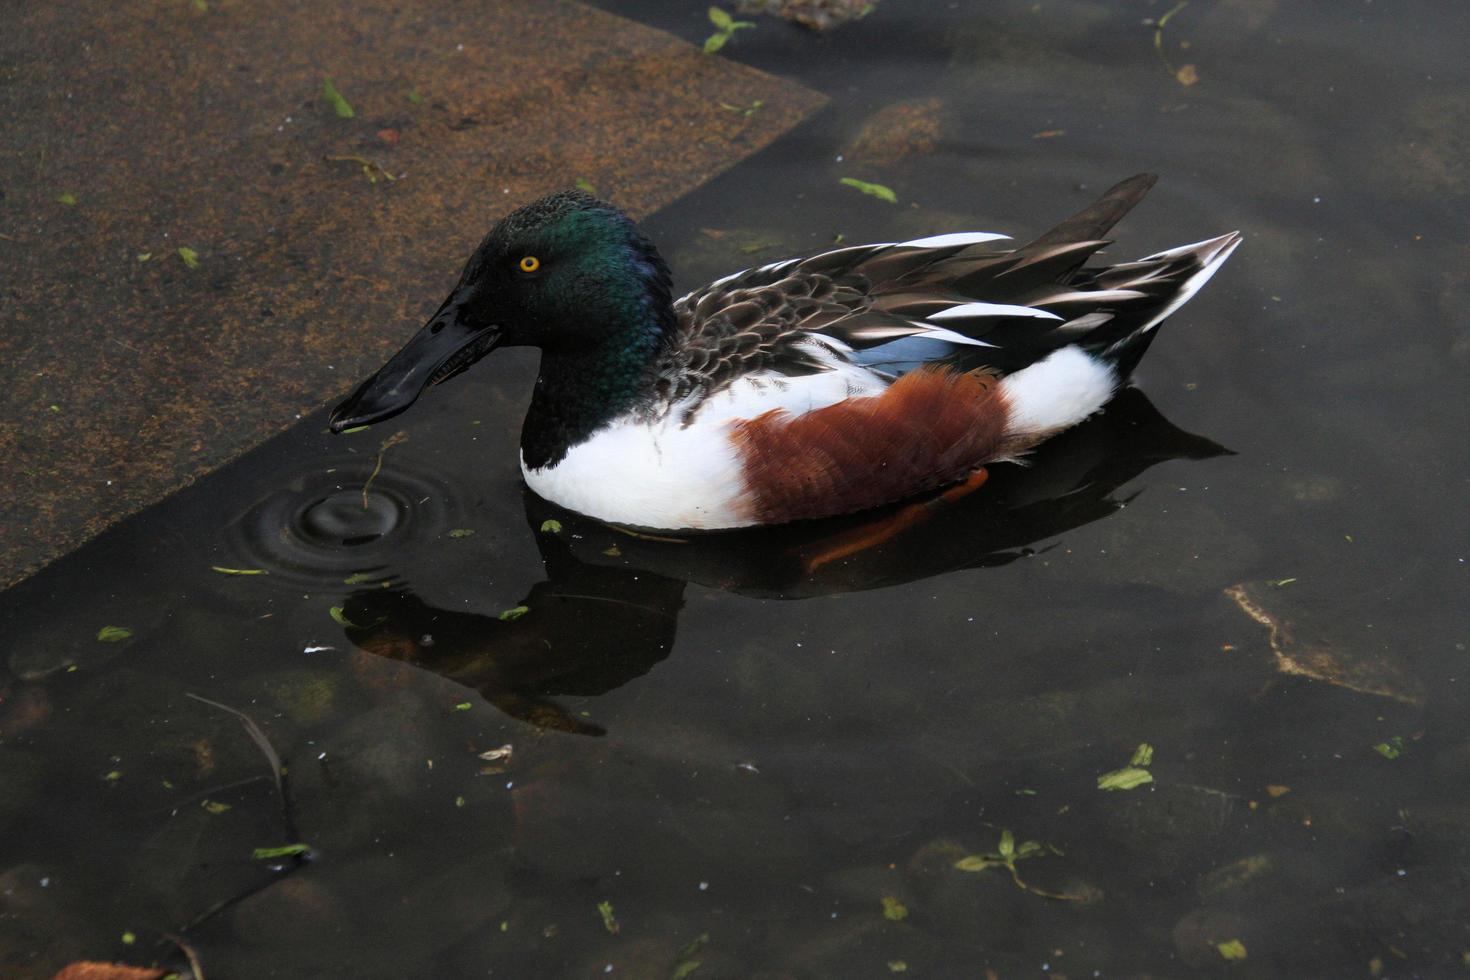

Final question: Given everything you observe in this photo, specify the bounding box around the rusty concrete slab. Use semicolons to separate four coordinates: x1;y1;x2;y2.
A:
0;0;825;589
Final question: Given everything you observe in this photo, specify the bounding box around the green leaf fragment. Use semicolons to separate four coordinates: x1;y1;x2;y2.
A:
880;895;908;921
998;828;1015;857
954;854;1002;872
448;528;476;538
328;606;356;627
1268;577;1297;586
498;605;529;621
602;545;621;557
455;795;466;807
96;625;133;642
702;32;728;54
453;701;472;711
177;246;200;268
58;192;78;206
343;571;380;585
574;178;597;194
1216;938;1247;960
137;252;151;262
322;76;355;118
211;566;267;575
407;87;424;105
596;899;620;934
252;843;309;860
887;963;908;974
121;931;136;945
104;770;123;782
673;934;705;975
1098;767;1154;791
539;519;563;534
1131;742;1155;767
339;425;369;434
202;800;232;814
708;5;734;29
839;177;898;204
1373;736;1405;760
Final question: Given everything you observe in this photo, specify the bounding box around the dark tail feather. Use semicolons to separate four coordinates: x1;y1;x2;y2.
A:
1025;173;1159;251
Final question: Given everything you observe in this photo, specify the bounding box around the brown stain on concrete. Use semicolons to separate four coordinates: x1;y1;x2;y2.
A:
0;0;826;588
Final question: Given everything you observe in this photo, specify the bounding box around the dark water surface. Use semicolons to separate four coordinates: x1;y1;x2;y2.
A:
4;1;1469;976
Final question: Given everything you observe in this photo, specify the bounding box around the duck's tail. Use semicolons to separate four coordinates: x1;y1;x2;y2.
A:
995;229;1240;451
1075;229;1243;377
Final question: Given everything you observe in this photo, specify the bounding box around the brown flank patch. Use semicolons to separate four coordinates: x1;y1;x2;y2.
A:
730;368;1010;524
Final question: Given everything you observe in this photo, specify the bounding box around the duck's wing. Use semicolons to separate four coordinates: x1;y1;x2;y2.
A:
662;173;1233;411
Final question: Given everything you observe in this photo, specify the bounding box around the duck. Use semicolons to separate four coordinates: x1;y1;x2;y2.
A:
329;173;1239;531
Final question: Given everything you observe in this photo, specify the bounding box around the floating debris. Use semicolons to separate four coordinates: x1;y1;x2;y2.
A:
1099;742;1156;790
575;177;597;193
1216;938;1248;960
539;519;563;534
211;566;268;575
498;605;530;621
322;76;355;118
839;177;897;204
1373;735;1406;760
177;246;200;269
57;192;78;206
478;744;514;763
670;934;709;978
453;702;472;712
251;843;309;860
954;828;1083;900
325;154;400;184
96;626;133;642
880;895;908;921
596;899;620;934
362;430;408;506
1146;0;1193;86
704;6;756;54
719;98;764;118
448;528;476;538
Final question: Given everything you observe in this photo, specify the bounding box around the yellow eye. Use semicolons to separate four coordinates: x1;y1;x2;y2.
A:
518;255;540;273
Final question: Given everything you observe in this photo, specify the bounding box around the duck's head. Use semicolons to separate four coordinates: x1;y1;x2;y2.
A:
329;190;672;433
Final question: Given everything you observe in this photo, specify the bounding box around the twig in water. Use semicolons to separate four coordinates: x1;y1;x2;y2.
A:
162;931;205;980
184;693;282;795
1150;1;1189;77
362;430;408;508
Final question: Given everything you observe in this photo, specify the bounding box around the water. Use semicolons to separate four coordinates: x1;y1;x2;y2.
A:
3;1;1469;976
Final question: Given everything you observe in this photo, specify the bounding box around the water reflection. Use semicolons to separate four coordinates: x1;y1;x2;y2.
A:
341;388;1227;734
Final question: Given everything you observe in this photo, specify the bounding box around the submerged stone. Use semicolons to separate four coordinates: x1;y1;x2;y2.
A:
1224;581;1424;703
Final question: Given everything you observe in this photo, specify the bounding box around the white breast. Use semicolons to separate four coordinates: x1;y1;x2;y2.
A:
521;355;886;530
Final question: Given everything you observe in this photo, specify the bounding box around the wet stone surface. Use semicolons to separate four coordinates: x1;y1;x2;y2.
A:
0;0;824;589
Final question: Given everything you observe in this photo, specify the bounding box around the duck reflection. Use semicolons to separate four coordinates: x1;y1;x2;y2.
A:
340;388;1228;734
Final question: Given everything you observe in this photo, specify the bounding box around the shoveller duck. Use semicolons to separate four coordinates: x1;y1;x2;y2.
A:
330;173;1239;532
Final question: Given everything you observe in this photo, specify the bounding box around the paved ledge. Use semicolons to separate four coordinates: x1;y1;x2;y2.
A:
0;0;825;589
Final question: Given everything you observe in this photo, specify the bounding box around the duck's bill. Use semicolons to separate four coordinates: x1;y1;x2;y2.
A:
329;299;500;433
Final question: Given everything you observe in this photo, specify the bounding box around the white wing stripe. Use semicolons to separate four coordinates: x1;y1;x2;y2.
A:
929;302;1063;322
897;232;1012;249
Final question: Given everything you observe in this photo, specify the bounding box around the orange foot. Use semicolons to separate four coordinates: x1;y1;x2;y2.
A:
801;468;990;574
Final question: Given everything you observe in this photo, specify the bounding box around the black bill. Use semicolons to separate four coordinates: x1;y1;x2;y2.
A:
329;294;499;432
